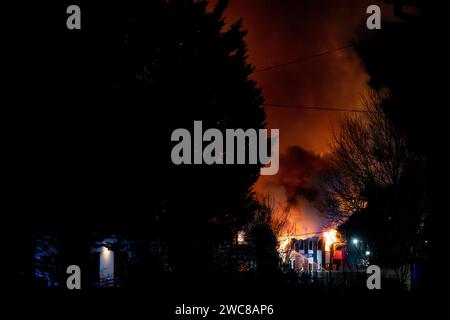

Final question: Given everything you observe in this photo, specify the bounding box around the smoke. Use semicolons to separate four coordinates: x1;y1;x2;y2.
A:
280;146;329;206
256;146;332;235
222;0;397;234
225;0;375;153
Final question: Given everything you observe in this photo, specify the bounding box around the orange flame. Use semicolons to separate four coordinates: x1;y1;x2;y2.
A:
323;229;338;251
278;236;291;253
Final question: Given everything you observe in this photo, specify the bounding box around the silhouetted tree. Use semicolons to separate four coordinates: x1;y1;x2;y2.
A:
322;90;428;288
11;0;266;286
247;197;286;275
351;2;439;289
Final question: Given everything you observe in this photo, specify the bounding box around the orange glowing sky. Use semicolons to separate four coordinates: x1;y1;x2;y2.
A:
222;0;397;234
224;0;378;154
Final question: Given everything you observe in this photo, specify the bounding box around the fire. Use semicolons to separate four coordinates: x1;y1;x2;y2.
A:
278;236;291;253
237;230;246;245
323;229;338;251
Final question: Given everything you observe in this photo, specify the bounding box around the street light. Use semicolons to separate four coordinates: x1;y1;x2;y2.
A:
365;251;370;256
352;238;359;245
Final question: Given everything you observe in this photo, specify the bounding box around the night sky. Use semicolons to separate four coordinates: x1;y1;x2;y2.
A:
222;0;398;234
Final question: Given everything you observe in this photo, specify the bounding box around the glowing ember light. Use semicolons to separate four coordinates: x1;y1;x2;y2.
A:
237;230;246;245
323;229;338;251
278;236;291;253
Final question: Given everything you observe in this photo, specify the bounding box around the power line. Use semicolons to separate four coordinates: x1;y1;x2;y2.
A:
252;44;354;74
248;43;374;113
262;103;375;113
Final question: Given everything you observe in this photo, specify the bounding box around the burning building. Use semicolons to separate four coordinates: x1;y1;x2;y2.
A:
281;229;347;273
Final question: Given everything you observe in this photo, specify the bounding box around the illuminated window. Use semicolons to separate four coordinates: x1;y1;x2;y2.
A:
99;246;114;280
237;230;246;245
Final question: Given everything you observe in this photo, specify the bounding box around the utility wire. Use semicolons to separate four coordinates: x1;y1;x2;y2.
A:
245;43;376;113
262;103;375;113
250;44;372;113
252;44;354;74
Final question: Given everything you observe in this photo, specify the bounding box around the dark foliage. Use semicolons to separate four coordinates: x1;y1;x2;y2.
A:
7;0;267;287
